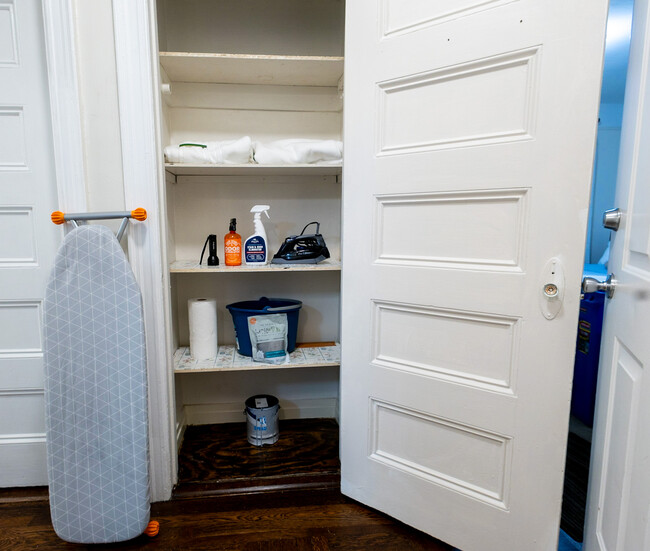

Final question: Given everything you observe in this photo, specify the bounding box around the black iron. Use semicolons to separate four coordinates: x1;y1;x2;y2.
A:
271;222;330;264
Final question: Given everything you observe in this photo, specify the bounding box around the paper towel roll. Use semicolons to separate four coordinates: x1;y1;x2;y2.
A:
188;298;218;360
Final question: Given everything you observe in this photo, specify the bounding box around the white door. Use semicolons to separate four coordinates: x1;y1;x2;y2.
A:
584;1;650;549
340;1;608;549
0;0;61;486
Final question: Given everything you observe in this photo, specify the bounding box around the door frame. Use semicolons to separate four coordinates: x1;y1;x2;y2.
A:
111;0;176;503
41;0;177;501
41;0;85;212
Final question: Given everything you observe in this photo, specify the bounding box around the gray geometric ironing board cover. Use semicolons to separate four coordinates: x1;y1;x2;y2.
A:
43;225;150;543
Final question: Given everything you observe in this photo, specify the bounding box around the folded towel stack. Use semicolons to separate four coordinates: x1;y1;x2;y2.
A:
164;137;343;165
254;139;343;165
164;136;253;164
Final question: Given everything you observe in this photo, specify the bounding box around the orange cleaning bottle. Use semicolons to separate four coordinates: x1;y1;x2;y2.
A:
224;218;242;266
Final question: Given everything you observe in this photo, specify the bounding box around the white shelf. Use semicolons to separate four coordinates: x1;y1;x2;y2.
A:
165;163;341;177
159;52;344;87
174;343;341;373
170;259;340;273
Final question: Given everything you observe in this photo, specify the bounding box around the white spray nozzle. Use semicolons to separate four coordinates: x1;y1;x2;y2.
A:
251;205;270;219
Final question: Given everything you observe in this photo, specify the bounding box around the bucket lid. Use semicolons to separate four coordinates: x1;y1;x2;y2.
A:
245;394;279;410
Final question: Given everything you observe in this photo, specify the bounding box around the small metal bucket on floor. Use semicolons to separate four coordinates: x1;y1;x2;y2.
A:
244;395;280;446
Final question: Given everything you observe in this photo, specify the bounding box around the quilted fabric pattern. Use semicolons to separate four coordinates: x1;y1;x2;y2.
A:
43;225;150;543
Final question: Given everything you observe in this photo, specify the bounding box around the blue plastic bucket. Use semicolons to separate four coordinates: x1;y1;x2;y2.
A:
226;297;302;356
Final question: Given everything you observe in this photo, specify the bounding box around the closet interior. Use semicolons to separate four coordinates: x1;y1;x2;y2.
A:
155;0;346;487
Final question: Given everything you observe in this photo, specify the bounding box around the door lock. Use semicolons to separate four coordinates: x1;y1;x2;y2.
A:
543;283;559;297
582;273;617;299
603;208;621;231
540;257;564;319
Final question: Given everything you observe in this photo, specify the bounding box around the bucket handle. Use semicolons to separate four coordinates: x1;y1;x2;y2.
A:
264;304;301;312
244;404;281;419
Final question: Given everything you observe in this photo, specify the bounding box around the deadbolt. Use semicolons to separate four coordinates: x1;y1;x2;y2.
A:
603;208;621;231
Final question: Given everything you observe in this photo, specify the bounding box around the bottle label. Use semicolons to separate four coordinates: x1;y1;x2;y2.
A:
245;236;266;263
225;237;241;265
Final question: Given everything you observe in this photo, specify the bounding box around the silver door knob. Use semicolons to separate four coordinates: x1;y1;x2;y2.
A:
582;273;616;299
603;208;621;231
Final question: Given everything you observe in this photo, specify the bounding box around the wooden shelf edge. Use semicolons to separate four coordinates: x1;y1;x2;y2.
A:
174;344;341;373
159;52;344;87
164;163;342;177
174;362;340;374
160;51;344;62
170;259;341;273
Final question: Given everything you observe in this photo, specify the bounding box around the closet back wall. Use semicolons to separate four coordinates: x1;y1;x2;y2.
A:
156;0;345;56
171;176;342;346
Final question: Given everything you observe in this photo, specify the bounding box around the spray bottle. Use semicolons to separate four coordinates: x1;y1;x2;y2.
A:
244;205;270;265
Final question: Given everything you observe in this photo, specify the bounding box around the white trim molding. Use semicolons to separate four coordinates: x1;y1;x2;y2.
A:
0;433;48;487
41;0;87;213
0;388;44;397
0;433;46;445
112;0;176;502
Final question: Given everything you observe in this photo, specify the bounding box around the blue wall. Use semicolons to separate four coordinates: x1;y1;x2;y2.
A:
585;0;633;265
587;104;624;264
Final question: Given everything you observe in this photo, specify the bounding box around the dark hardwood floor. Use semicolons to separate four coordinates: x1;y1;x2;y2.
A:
174;419;341;499
0;489;452;550
0;419;452;549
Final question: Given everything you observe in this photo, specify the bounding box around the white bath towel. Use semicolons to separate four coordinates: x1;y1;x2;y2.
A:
253;139;343;165
164;136;253;164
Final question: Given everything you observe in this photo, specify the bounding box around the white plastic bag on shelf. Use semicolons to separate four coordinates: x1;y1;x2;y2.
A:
164;136;252;164
253;139;343;165
247;314;289;365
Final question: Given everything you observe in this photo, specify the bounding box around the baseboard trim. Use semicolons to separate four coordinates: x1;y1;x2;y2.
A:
0;439;48;487
184;398;338;426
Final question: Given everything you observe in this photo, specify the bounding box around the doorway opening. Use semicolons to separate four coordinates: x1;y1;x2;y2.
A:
561;0;634;546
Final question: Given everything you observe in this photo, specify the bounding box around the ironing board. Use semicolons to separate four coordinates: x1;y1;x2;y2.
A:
43;225;150;543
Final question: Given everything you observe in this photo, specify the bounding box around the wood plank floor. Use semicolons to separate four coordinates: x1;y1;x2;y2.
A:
174;419;341;498
0;420;452;549
0;489;453;550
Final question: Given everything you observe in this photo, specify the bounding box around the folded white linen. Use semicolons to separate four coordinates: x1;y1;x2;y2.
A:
253;139;343;165
164;136;252;164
